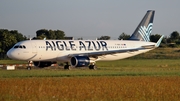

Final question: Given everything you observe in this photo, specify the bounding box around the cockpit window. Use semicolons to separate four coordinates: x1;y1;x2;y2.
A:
23;45;26;49
19;46;22;48
13;45;26;49
14;46;19;48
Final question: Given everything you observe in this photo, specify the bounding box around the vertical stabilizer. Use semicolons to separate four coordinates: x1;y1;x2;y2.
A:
129;10;155;41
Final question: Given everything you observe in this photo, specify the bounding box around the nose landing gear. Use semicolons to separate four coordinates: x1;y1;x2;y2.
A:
27;61;33;70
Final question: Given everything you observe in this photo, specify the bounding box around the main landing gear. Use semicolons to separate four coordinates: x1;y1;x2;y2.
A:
89;63;97;70
63;62;97;70
64;62;71;70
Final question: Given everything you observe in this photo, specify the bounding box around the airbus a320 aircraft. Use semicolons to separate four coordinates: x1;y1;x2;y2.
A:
7;10;163;70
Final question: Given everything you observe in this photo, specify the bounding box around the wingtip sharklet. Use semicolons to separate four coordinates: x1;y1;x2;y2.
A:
155;35;164;47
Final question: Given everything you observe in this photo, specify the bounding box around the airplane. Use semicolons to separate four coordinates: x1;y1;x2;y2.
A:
7;10;164;70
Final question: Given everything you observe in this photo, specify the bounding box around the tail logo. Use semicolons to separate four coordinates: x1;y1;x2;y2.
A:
138;23;153;42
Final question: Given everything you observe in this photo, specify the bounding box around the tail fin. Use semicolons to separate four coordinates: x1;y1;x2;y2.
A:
129;10;155;42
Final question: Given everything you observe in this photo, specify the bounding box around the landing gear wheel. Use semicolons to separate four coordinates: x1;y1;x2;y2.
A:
64;65;71;70
89;65;97;70
64;62;71;70
27;66;31;70
27;61;33;70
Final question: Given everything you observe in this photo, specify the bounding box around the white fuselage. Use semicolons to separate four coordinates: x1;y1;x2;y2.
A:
7;40;156;62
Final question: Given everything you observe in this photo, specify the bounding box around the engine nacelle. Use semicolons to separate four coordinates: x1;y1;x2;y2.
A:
70;56;90;67
33;61;54;68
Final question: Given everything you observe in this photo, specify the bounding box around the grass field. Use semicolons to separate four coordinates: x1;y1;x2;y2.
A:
1;48;180;100
0;59;180;78
1;77;180;101
0;59;180;100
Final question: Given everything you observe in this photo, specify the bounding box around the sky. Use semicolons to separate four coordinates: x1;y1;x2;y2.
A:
0;0;179;39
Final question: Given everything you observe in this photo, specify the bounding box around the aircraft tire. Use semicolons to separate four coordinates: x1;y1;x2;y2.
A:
27;66;31;70
64;65;71;70
89;65;97;70
93;65;97;70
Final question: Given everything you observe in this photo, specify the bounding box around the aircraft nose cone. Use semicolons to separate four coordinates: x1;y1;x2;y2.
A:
7;50;12;59
7;49;16;59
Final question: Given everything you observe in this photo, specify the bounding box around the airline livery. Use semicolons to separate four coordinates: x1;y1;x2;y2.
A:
7;10;163;70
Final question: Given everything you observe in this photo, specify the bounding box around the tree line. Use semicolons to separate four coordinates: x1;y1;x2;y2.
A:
0;29;180;59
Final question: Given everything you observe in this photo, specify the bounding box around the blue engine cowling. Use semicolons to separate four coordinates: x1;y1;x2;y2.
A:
70;56;90;67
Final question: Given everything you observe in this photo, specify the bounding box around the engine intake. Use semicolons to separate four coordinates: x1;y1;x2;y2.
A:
70;56;90;67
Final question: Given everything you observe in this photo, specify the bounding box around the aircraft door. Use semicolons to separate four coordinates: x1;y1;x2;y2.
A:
32;43;37;54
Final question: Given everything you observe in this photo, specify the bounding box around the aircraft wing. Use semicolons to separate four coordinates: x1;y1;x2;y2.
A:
68;48;144;58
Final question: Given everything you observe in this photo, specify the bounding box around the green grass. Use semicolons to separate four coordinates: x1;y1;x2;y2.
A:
0;59;180;78
0;60;27;65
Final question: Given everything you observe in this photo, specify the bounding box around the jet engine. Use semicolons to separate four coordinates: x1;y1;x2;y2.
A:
70;56;90;67
33;61;55;68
